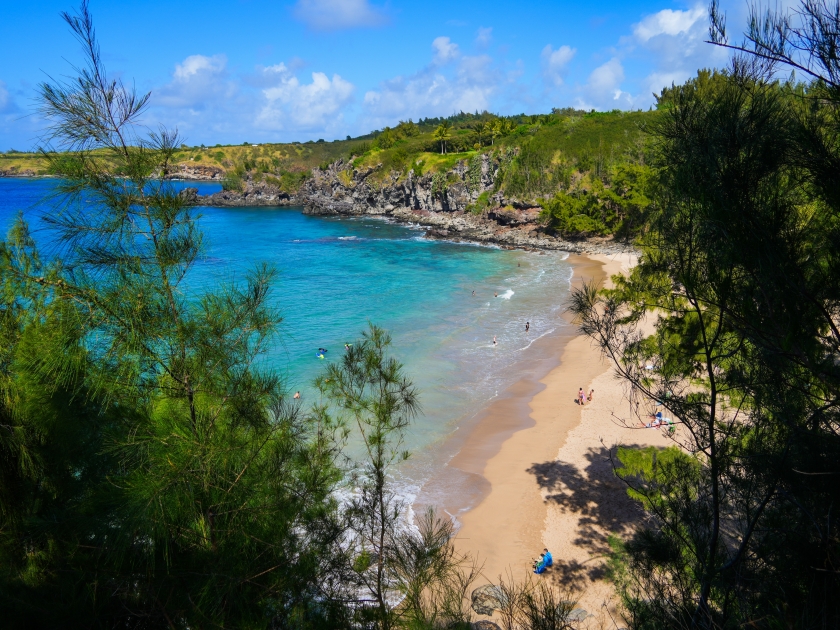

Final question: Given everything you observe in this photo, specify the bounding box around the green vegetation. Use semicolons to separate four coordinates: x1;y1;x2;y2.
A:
3;100;659;241
570;2;840;627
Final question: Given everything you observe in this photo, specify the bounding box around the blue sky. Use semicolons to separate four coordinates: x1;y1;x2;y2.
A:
0;0;751;149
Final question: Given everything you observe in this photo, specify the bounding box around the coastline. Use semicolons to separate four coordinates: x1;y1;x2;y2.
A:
424;251;670;624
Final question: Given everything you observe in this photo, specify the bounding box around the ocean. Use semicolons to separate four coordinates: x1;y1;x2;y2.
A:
0;177;575;509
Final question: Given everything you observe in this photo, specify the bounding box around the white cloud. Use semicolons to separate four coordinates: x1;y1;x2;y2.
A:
293;0;386;30
173;54;226;81
257;63;355;131
475;27;493;47
630;3;728;102
157;54;234;109
541;44;576;86
633;5;706;41
432;37;459;65
588;57;624;95
363;40;503;126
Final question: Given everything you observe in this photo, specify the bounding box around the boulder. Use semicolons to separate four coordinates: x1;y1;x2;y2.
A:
471;621;502;630
471;585;504;615
568;608;590;622
178;187;199;205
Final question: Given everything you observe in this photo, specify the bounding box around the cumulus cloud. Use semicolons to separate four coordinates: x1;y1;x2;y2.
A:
432;37;459;65
157;54;234;109
630;4;727;100
633;5;706;41
293;0;387;30
475;27;492;47
363;39;503;126
256;63;354;131
588;57;625;97
541;44;576;86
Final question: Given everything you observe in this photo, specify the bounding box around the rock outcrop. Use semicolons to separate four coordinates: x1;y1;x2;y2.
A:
471;585;505;615
0;168;38;177
190;155;637;255
165;164;225;180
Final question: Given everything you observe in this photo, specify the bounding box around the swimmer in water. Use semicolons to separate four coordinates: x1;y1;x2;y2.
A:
293;391;300;400
494;291;498;298
472;290;475;296
493;335;497;346
525;321;530;332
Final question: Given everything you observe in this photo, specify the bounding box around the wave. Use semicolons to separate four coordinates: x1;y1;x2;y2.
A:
498;289;514;300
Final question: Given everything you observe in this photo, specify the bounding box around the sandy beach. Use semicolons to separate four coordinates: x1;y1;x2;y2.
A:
439;252;672;625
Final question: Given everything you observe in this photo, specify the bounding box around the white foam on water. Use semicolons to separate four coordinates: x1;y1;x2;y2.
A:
498;289;514;299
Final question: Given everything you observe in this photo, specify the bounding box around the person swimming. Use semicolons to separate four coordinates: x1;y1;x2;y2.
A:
494;291;498;298
493;335;497;346
318;347;328;354
293;391;300;400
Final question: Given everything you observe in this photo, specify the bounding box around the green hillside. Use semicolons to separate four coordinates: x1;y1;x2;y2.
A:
2;107;659;238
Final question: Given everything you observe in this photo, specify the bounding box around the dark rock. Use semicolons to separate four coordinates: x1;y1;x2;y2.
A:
166;164;224;180
191;155;640;256
471;585;504;615
178;187;199;204
471;621;502;630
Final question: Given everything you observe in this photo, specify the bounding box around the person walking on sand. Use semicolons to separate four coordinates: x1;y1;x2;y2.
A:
588;389;594;402
578;387;586;405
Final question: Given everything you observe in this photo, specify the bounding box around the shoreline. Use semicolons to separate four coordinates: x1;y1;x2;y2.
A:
419;251;670;625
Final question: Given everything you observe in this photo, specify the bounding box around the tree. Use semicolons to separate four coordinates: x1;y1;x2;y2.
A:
433;121;451;154
319;325;419;629
0;3;349;626
570;58;840;629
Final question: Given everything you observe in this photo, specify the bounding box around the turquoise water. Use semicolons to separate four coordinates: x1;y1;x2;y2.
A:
0;178;574;494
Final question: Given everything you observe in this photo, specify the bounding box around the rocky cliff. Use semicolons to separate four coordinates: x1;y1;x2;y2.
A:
192;155;636;255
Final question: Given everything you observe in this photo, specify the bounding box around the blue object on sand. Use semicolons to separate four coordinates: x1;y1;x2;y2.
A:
544;551;553;567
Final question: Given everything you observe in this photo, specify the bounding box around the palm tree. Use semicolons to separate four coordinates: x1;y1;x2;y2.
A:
433;121;452;154
492;119;504;145
484;121;495;145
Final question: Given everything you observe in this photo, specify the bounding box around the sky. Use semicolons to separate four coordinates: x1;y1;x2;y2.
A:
0;0;753;149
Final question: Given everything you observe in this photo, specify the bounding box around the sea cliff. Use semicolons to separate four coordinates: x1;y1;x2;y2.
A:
188;156;636;254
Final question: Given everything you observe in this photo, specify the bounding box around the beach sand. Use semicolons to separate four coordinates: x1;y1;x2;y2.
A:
446;252;672;626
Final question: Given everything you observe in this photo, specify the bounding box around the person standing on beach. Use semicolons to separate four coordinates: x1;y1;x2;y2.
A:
578;388;586;405
525;321;530;332
588;389;594;402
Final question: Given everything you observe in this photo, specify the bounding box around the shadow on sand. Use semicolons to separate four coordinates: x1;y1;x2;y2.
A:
526;444;651;590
